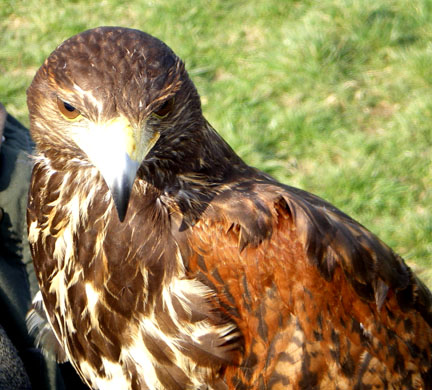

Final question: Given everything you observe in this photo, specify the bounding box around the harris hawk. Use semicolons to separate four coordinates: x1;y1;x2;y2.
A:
26;26;432;390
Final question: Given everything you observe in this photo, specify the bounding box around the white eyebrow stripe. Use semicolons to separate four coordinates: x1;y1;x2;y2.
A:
72;84;103;114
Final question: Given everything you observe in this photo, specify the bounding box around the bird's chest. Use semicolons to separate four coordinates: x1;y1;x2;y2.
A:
29;172;232;389
29;167;168;310
37;225;230;390
32;181;168;321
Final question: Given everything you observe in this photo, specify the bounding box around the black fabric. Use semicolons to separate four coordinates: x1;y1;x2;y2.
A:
0;323;31;390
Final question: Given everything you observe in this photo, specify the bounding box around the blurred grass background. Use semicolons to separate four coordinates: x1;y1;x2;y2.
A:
1;0;432;285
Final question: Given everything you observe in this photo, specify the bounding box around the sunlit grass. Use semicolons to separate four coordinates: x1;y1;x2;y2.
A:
2;0;432;285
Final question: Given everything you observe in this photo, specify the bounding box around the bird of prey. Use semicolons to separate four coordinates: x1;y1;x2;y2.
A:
26;26;432;390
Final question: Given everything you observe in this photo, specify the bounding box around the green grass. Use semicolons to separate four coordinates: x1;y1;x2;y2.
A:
2;0;432;285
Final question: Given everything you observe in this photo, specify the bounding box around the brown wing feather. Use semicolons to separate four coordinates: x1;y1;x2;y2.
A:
184;180;432;389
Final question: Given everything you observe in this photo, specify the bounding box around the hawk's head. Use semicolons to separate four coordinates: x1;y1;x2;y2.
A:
27;27;209;221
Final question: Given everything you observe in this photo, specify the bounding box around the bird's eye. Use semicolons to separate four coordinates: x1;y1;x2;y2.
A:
152;97;175;119
57;97;81;120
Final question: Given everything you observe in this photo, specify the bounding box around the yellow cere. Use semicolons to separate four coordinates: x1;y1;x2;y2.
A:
103;115;161;162
104;116;137;158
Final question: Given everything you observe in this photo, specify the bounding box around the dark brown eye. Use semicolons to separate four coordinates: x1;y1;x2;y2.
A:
57;97;81;120
152;97;174;118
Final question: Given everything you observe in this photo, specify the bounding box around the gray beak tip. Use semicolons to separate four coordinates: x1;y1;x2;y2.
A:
110;175;133;223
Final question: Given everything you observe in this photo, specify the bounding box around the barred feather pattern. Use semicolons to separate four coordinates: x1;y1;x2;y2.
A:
26;290;68;363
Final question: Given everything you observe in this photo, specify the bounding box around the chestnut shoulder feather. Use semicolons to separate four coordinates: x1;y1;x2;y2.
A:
198;179;432;324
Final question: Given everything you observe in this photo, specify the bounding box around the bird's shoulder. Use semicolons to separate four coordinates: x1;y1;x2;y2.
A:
182;176;432;325
179;176;432;387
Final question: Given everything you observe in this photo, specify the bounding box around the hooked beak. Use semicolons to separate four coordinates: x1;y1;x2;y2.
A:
108;155;138;222
72;116;160;222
